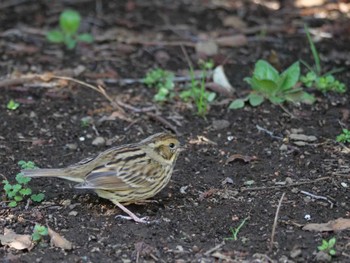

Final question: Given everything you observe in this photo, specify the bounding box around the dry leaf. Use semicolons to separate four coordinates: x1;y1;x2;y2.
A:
212;65;235;94
48;227;73;250
303;218;350;232
195;40;218;56
223;15;247;29
226;154;258;164
215;35;247;47
0;228;34;250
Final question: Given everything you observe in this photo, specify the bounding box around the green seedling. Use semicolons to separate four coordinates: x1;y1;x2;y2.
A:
143;68;175;102
318;237;336;256
180;60;216;116
230;60;315;109
2;161;45;207
32;224;48;242
336;129;350;143
46;9;93;49
224;217;249;241
7;99;20;110
300;25;346;94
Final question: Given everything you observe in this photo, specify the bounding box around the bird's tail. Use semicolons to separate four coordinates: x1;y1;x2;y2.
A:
22;168;84;183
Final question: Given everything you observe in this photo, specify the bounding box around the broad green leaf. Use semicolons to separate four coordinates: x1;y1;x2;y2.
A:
13;184;22;192
60;10;81;35
328;238;336;247
65;38;77;50
268;96;285;104
229;99;245;109
8;201;17;207
7;99;20;110
279;61;300;90
248;93;264;107
206;92;216;102
16;173;31;184
253;60;279;82
31;193;45;202
300;92;316;104
14;195;23;202
248;77;277;94
20;188;32;196
329;249;336;256
77;33;94;43
46;30;64;43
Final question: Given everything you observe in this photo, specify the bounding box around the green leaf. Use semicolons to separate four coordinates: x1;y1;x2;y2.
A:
248;93;264;107
14;195;23;202
279;61;300;90
206;92;216;102
247;77;277;94
329;249;336;256
8;201;17;207
253;60;279;83
19;160;37;169
60;10;81;35
31;193;45;202
7;99;20;110
304;24;321;75
20;188;32;196
46;30;64;43
268;96;285;104
65;37;77;50
16;173;31;184
32;232;41;242
328;237;336;247
229;99;245;109
77;33;93;43
12;184;22;192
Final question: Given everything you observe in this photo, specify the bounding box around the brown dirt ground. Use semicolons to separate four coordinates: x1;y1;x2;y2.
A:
1;1;350;262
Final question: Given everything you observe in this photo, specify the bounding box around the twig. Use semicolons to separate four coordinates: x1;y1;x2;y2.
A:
256;125;283;140
241;176;332;192
204;241;225;256
270;192;286;251
146;112;180;136
279;104;297;119
300;190;334;208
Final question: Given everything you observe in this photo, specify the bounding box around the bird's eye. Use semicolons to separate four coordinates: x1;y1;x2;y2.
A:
169;143;175;149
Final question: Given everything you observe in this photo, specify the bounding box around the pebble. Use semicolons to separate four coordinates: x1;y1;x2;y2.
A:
65;143;78;150
92;136;105;146
68;211;78;216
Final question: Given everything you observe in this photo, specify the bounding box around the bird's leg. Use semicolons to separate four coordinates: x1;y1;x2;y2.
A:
114;202;150;224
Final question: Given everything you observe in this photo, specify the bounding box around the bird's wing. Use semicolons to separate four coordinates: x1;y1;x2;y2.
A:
74;158;161;190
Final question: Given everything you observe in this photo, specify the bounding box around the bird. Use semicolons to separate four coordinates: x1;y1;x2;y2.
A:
22;132;181;223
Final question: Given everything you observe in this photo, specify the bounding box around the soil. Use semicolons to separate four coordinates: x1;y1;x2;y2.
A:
1;1;350;262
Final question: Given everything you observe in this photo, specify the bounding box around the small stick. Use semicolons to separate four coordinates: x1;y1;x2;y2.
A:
279;104;297;119
256;125;283;140
146;112;180;136
269;192;286;251
300;190;334;208
204;241;225;256
241;176;332;192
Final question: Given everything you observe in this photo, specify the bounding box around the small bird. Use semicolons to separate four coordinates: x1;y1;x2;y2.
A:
22;132;181;223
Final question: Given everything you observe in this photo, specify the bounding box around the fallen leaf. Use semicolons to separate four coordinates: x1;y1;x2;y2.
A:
48;227;73;250
303;218;350;232
215;35;247;47
0;228;34;250
226;154;258;164
199;188;219;201
195;40;218;56
212;65;235;94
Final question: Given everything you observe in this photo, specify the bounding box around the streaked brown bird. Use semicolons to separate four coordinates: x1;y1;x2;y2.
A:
22;132;181;223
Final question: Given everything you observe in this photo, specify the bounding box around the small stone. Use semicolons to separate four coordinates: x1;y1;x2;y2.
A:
279;144;288;151
290;248;302;258
285;177;293;184
211;120;230;130
221;177;234;185
192;245;200;253
92;137;105;146
61;199;71;207
315;251;332;262
289;134;317;142
65;143;78;150
68;211;78;216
